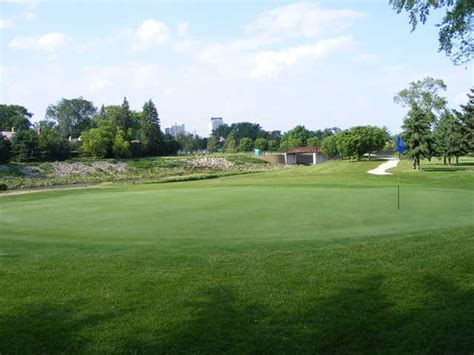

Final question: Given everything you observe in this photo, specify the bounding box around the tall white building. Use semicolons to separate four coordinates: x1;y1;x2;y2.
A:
209;117;224;135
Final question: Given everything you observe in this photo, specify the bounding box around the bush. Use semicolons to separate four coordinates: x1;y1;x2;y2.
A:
0;183;7;191
238;137;253;152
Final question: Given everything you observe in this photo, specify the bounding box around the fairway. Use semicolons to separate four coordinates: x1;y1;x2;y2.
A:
1;160;473;353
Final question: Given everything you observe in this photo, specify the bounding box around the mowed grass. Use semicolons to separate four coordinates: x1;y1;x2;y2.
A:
0;159;473;353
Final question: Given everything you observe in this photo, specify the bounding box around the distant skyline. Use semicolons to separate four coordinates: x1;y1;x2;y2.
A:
1;0;472;136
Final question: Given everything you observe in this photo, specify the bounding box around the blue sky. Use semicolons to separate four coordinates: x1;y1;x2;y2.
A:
1;0;472;136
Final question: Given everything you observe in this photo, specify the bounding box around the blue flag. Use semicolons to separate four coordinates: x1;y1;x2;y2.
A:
397;135;406;153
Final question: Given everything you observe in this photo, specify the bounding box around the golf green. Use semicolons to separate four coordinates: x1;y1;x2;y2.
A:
1;160;473;353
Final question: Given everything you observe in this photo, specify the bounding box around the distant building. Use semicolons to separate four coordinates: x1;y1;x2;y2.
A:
0;127;17;140
209;117;224;135
165;124;185;138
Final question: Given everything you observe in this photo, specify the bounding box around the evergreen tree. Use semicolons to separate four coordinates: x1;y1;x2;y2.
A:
402;105;434;169
11;129;40;162
206;136;219;152
0;134;12;163
457;90;474;154
139;99;163;156
115;97;133;132
224;134;237;153
99;105;107;120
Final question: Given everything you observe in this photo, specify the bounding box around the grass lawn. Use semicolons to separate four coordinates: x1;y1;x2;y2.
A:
1;159;473;353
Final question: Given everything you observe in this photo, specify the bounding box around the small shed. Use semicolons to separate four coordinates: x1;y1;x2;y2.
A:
284;146;327;165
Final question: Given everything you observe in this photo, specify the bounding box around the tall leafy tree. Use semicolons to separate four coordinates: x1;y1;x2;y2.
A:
46;97;96;138
389;0;473;64
254;138;268;151
0;104;32;131
212;124;231;138
229;122;262;141
238;137;253;152
394;77;447;120
139;99;163;156
280;125;312;149
268;139;279;152
321;135;339;157
402;105;434;169
81;121;115;158
307;137;321;147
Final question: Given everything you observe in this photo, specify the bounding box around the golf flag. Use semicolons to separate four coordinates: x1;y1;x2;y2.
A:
397;135;406;154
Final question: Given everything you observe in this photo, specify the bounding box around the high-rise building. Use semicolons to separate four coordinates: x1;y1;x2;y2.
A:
165;124;185;138
209;117;224;135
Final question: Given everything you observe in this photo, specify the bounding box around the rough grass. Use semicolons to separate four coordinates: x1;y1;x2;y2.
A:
0;159;473;353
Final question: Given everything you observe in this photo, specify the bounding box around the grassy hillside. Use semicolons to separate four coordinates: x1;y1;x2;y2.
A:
0;159;473;353
0;154;271;190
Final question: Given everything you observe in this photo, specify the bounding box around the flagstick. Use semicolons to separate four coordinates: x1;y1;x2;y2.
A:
397;170;400;210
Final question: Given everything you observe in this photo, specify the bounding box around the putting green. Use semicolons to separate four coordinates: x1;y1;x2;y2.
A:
0;160;473;353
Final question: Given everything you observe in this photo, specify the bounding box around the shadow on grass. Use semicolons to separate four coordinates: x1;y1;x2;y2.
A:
1;275;472;353
421;161;474;172
122;274;473;353
0;302;113;354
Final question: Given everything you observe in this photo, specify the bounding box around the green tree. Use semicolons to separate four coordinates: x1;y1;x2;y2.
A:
229;122;262;141
389;0;473;64
332;126;386;160
139;99;163;156
112;130;130;158
115;97;134;132
212;124;231;138
280;125;312;148
81;121;114;158
394;77;447;120
224;134;237;153
268;139;279;151
11;129;39;162
456;90;474;154
255;137;268;151
0;104;32;131
402;105;434;169
238;137;253;152
177;134;199;152
321;135;339;157
0;134;12;163
307;136;321;147
162;134;180;155
46;97;97;138
38;126;71;161
207;136;219;152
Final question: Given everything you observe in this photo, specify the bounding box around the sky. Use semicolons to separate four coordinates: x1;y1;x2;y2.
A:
0;0;472;136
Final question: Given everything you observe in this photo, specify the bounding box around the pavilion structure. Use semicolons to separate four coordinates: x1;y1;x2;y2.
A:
284;146;327;165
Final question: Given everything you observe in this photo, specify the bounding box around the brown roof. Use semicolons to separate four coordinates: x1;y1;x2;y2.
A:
286;146;321;154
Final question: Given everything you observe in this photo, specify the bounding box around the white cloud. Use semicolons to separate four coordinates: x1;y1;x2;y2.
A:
177;22;189;37
0;19;13;28
9;32;68;52
133;19;170;49
250;36;355;78
245;2;366;43
0;11;36;29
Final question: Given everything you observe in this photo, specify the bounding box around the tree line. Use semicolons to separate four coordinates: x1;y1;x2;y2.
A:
1;78;472;166
394;77;473;169
0;98;183;163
